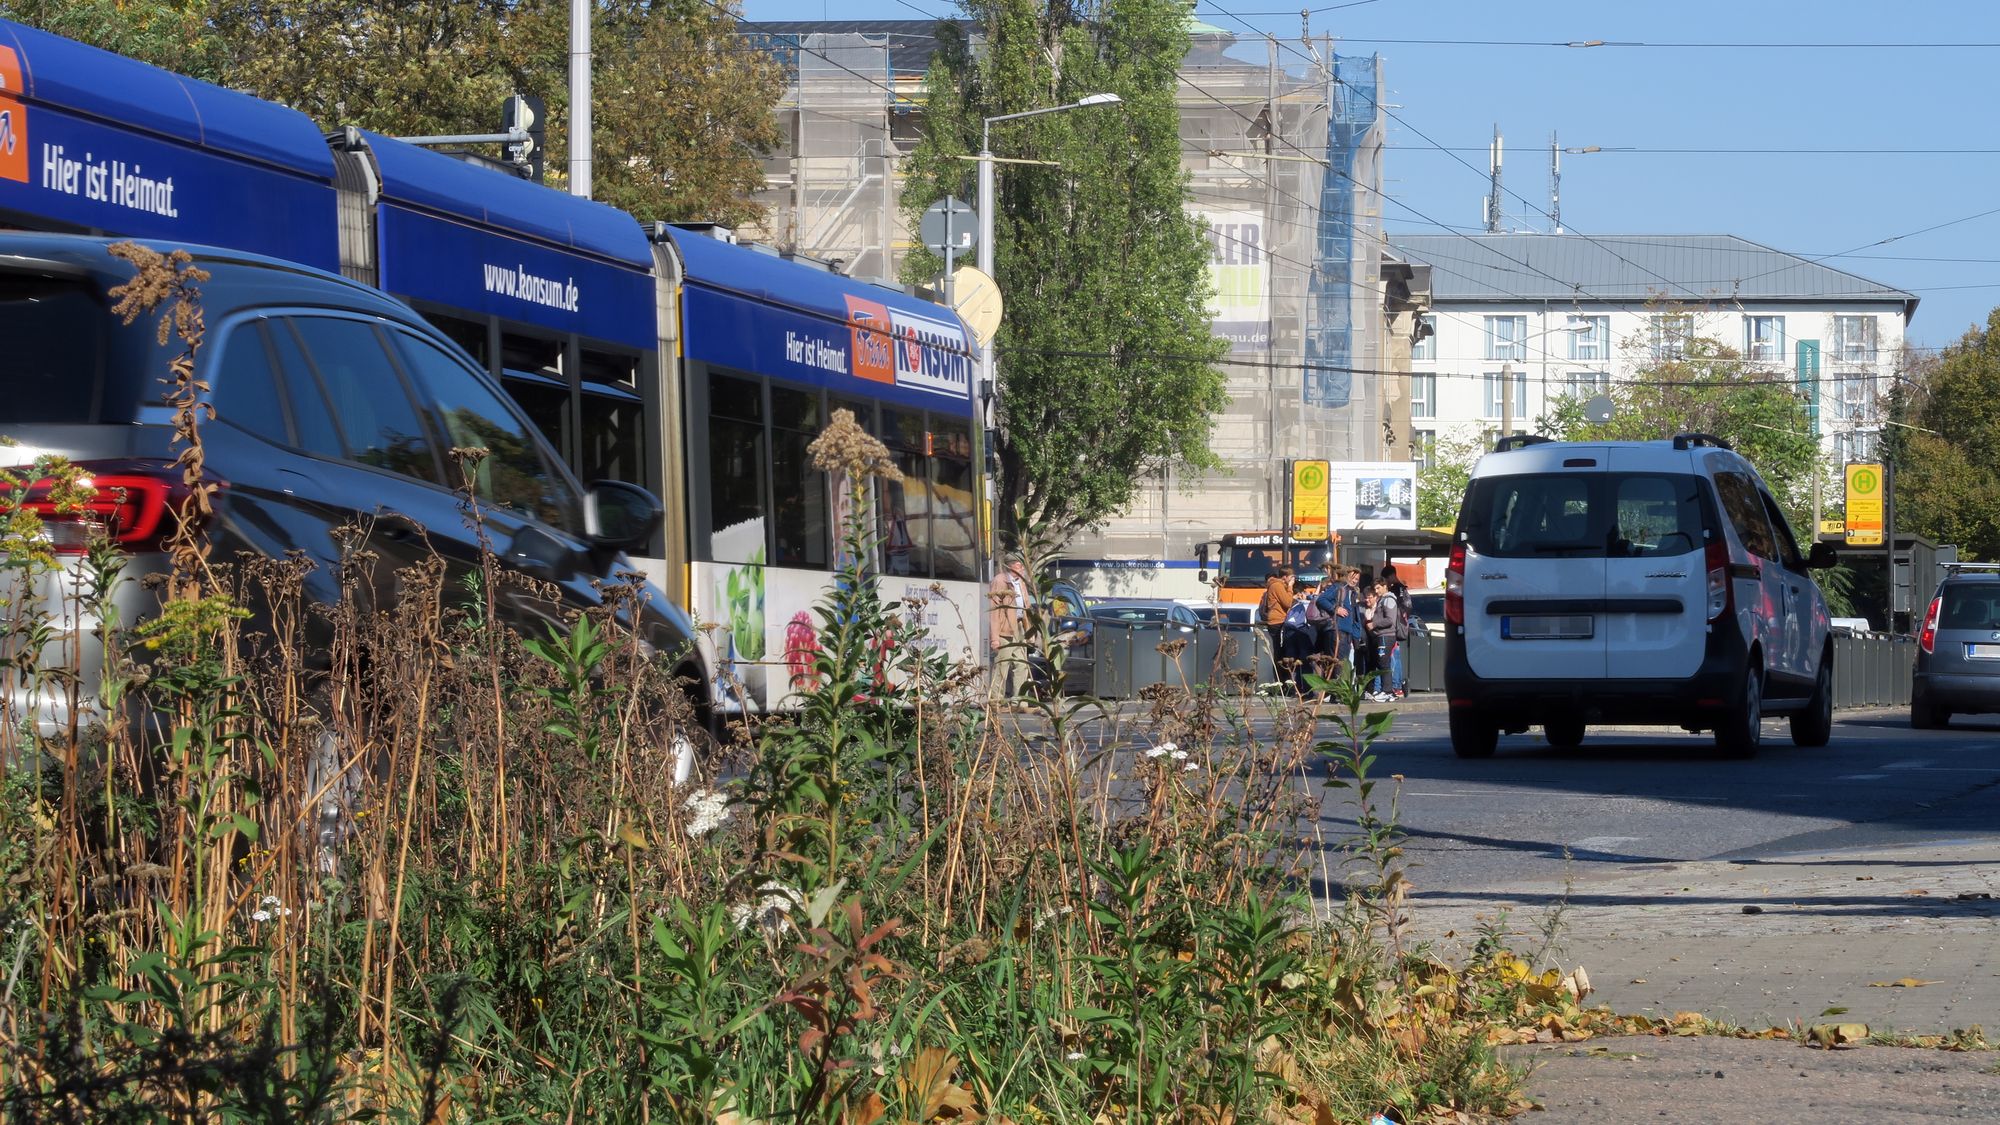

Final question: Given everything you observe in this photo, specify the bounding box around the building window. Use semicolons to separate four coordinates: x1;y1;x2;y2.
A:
1837;370;1878;422
1485;315;1527;362
1837;429;1878;463
1833;315;1878;363
1745;315;1785;362
1649;313;1695;360
1412;429;1437;468
1408;373;1437;419
1568;316;1609;361
1567;371;1611;399
1482;370;1526;419
1410;314;1436;361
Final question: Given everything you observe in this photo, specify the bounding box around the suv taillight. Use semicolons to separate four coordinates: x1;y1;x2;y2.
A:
1705;536;1731;623
1919;596;1942;653
1444;541;1466;626
4;460;192;556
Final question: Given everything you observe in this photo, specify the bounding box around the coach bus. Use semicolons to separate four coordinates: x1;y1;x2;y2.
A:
0;18;985;712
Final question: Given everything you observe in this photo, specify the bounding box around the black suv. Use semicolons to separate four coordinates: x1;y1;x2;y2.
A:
1912;563;2000;728
2;234;702;731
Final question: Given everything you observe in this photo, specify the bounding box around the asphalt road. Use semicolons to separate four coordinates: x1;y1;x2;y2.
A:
1316;708;2000;905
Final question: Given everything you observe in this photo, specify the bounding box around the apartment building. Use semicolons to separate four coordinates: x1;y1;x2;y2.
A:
1388;233;1917;466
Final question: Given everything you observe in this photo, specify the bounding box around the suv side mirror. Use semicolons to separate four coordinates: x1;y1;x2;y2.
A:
586;480;664;552
1806;541;1838;570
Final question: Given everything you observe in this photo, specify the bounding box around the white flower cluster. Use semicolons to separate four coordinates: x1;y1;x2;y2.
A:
1144;741;1178;759
683;789;730;839
730;880;805;937
250;894;294;924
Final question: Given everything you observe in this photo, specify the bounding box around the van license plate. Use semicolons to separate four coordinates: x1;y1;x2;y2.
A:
1969;643;2000;660
1502;615;1593;640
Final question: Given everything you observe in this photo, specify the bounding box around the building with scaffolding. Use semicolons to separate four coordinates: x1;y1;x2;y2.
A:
740;19;1413;560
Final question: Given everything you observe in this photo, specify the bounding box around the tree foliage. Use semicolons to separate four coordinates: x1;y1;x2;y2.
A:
1887;308;2000;560
1415;425;1485;529
1542;332;1822;534
8;0;782;225
901;0;1228;546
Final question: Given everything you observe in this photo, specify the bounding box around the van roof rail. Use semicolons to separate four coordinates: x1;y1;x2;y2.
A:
1671;432;1734;451
1944;562;2000;575
1493;434;1552;453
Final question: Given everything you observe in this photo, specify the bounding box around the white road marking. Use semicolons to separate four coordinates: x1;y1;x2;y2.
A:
1837;773;1888;781
1568;836;1644;850
1883;759;1933;770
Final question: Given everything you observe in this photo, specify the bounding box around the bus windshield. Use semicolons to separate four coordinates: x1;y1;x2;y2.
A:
1219;540;1333;586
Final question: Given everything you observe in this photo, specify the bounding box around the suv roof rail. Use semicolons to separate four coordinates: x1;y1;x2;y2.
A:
1671;432;1734;451
1493;434;1553;453
1944;562;2000;576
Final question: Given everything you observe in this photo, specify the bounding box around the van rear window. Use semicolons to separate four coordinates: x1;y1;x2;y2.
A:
0;272;160;424
1461;472;1709;559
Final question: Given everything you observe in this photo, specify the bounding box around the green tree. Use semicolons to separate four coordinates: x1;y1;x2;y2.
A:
1541;331;1822;534
1887;308;2000;560
10;0;780;225
1415;425;1485;529
901;0;1228;545
0;0;223;76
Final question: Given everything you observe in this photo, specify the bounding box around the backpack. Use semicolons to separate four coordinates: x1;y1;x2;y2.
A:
1305;595;1329;625
1383;594;1410;640
1282;599;1310;633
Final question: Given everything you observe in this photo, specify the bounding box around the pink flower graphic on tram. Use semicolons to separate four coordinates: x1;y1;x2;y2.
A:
783;611;823;690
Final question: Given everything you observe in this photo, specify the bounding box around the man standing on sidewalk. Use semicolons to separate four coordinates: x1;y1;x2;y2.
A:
988;554;1031;701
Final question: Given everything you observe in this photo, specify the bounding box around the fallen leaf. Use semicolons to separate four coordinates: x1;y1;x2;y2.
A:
1903;889;1930;897
1867;977;1944;988
1806;1022;1870;1048
1818;1006;1849;1017
1855;875;1874;881
1629;978;1647;984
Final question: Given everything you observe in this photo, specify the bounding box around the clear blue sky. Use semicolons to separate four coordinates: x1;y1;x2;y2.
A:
740;0;2000;350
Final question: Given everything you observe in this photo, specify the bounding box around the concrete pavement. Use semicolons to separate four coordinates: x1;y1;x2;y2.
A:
1411;840;2000;1032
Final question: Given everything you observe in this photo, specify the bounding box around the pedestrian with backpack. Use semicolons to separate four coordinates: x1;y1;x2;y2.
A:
1259;565;1295;678
1367;577;1405;701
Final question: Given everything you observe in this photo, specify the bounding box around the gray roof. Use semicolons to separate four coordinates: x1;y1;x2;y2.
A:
1388;233;1918;317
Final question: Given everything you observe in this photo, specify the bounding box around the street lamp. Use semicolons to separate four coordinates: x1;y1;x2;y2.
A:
973;92;1122;445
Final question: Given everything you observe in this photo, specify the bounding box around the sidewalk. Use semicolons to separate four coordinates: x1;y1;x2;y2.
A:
1411;842;2000;1032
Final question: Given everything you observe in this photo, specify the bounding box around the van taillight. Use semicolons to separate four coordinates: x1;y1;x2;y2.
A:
1705;536;1731;623
5;461;192;556
1919;596;1942;653
1444;541;1466;626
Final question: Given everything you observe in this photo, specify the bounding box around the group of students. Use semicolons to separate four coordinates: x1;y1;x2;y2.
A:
1259;563;1413;703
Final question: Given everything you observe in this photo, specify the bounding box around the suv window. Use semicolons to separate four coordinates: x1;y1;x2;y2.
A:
1713;471;1777;560
1758;490;1804;570
1462;472;1705;558
391;331;579;530
1941;584;2000;629
210;322;292;444
285;317;441;484
1;271;157;424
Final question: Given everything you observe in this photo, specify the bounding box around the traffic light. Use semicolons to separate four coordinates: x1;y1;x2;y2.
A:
503;93;546;183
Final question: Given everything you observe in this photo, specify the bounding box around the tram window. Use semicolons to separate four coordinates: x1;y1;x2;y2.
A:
770;383;829;570
393;331;577;529
266;318;345;460
210;322;293;446
706;371;767;563
285;317;441;484
579;349;644;488
503;373;572;468
878;408;928;578
931;417;977;581
430;314;489;368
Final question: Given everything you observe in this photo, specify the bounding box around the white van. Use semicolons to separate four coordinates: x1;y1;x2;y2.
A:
1443;434;1837;758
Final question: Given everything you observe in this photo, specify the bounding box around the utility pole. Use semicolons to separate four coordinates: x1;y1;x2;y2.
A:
1500;361;1515;437
1483;125;1503;233
1549;132;1562;234
1884;459;1898;632
568;0;592;197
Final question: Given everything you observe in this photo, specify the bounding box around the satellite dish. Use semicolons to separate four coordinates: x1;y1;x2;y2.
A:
1584;394;1615;423
950;265;1003;347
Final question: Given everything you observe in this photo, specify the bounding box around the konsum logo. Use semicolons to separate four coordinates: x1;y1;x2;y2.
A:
0;46;25;185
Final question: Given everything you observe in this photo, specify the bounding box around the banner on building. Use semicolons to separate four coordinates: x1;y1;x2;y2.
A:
1199;209;1269;352
1330;461;1417;530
